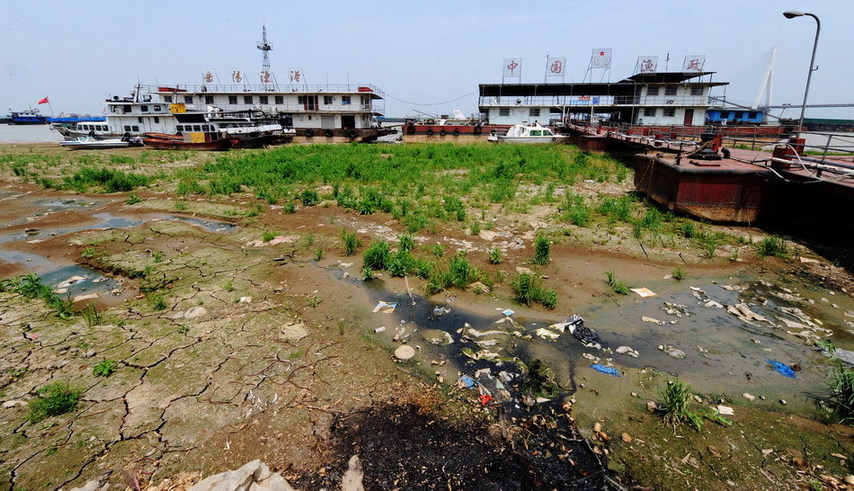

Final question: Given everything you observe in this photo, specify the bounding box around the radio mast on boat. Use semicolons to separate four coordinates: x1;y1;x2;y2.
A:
257;25;274;86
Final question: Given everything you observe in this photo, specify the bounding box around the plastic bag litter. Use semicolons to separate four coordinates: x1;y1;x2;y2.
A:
566;315;605;349
373;301;398;313
591;364;621;377
766;359;796;378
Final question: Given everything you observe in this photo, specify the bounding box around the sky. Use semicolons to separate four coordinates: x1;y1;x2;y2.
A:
2;0;852;120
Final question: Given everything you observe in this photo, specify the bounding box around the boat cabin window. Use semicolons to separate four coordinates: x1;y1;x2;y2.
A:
690;86;703;96
664;86;678;96
229;96;238;105
643;108;656;117
124;125;131;132
205;96;214;104
153;117;159;123
193;125;202;132
123;106;131;113
163;96;172;103
141;105;149;112
110;105;118;113
244;96;253;104
324;96;334;105
529;108;540;117
647;86;659;96
183;96;193;104
663;108;676;117
543;129;554;136
138;117;143;123
132;126;139;131
499;108;510;116
154;105;162;111
341;96;351;105
259;96;268;104
274;96;284;104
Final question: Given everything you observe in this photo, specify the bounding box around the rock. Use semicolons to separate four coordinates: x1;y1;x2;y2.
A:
238;296;252;303
779;399;787;405
515;266;534;275
186;460;294;491
844;475;854;485
72;293;99;303
742;393;756;402
70;480;108;491
2;400;27;408
621;432;633;443
184;306;208;319
592;422;602;433
716;405;734;416
341;455;365;491
707;445;722;458
280;322;309;342
791;456;808;470
394;345;415;361
646;401;657;412
641;316;665;325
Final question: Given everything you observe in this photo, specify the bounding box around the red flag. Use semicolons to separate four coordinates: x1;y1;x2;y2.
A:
37;97;49;104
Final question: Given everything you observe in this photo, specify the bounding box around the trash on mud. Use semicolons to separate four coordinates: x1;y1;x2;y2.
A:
563;315;605;349
766;359;796;378
501;308;515;317
615;345;639;358
422;329;454;346
479;394;493;406
458;375;476;389
72;293;99;303
591;364;621;377
716;405;735;416
374;326;386;334
394;345;415;361
373;301;398;313
431;306;451;317
641;316;665;325
56;275;87;289
630;287;657;298
661;302;691;317
533;327;561;341
658;345;686;359
460;347;501;361
727;303;772;325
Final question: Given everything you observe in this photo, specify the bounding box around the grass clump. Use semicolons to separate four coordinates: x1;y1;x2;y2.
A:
0;274;74;319
672;266;686;281
28;382;82;422
755;235;789;258
262;231;277;242
341;229;362;256
658;380;703;431
605;270;630;295
362;240;392;271
825;361;854;425
533;234;551;265
511;273;557;309
488;248;503;264
92;360;119;377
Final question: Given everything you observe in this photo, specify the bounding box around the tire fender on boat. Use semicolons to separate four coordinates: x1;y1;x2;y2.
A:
473;125;482;135
426;128;434;136
347;129;357;138
439;129;447;136
721;147;731;159
325;129;333;137
452;129;460;136
305;129;314;137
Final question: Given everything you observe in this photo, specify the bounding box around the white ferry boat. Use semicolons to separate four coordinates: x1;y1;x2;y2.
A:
51;81;390;144
486;123;568;144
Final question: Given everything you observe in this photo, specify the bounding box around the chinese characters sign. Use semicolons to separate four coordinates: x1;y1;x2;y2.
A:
682;55;706;72
635;56;658;74
591;49;612;69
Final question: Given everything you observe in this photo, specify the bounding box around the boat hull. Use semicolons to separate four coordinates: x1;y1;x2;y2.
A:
142;137;235;151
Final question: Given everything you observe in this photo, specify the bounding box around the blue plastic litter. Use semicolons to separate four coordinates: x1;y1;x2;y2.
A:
591;364;621;377
766;359;796;378
459;375;477;388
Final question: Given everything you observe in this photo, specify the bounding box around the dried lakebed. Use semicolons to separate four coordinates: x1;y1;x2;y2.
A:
0;186;851;490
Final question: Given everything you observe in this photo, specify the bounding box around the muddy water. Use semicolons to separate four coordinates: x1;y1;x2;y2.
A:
347;266;847;418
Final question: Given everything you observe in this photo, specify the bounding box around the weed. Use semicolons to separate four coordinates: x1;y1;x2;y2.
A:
314;247;324;261
0;274;74;319
150;294;167;311
92;360;118;377
756;235;789;258
300;189;320;206
284;201;296;214
125;193;141;205
432;243;446;257
177;325;190;335
81;247;98;259
398;233;416;252
28;382;82;422
306;296;322;308
363;240;391;271
362;265;377;281
470;221;481;235
488;248;503;264
341;229;362;256
658;380;703;431
511;273;557;309
224;279;234;292
534;234;551;265
825;361;854;425
605;270;630;295
447;252;479;289
151;250;164;263
262;231;277;242
672;266;686;281
175;199;188;211
80;303;102;327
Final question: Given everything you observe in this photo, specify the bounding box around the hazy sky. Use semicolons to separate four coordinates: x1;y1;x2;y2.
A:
2;0;852;119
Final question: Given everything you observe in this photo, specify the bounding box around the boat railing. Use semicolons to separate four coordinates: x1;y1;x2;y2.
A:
145;83;385;99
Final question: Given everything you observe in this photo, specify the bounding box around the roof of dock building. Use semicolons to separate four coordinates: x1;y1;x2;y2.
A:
479;72;727;98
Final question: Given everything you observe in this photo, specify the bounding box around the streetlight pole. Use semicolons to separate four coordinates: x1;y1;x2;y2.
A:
783;10;821;135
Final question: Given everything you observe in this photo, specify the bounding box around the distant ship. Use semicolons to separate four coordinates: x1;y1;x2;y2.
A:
3;107;105;125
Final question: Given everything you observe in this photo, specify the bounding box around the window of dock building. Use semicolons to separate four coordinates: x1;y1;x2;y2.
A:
163;96;172;103
324;96;334;105
132;126;139;131
529;108;540;117
342;96;351;105
298;95;318;110
229;96;238;105
154;105;162;111
259;95;268;104
138;117;143;123
663;108;676;117
643;108;656;117
154;117;159;123
664;86;678;96
141;105;148;112
690;86;703;96
184;95;193;103
647;86;659;96
244;96;253;104
275;96;284;104
205;96;214;104
499;108;510;116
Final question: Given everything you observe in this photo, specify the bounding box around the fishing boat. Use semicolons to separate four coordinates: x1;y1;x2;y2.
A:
59;136;141;150
142;132;237;151
9;108;47;125
486;123;568;144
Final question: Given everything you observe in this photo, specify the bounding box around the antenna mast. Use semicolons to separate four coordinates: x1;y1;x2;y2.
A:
257;25;274;86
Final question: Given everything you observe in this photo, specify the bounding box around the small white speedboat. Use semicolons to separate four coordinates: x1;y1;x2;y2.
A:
60;136;136;150
487;123;568;144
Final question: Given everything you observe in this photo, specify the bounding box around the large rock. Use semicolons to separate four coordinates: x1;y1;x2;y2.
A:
186;460;294;490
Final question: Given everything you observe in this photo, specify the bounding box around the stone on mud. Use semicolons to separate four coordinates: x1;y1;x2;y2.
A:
186;459;295;491
394;345;416;361
184;306;208;319
280;322;309;342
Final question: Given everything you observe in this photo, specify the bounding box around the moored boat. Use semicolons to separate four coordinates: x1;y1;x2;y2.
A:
142;132;237;151
486;123;568;144
60;136;140;150
9;108;47;125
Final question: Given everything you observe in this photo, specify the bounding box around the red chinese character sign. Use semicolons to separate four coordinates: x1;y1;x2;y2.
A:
288;69;303;83
635;56;658;74
202;71;214;83
260;71;272;83
232;70;243;83
545;56;566;82
682;55;706;72
502;58;522;83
